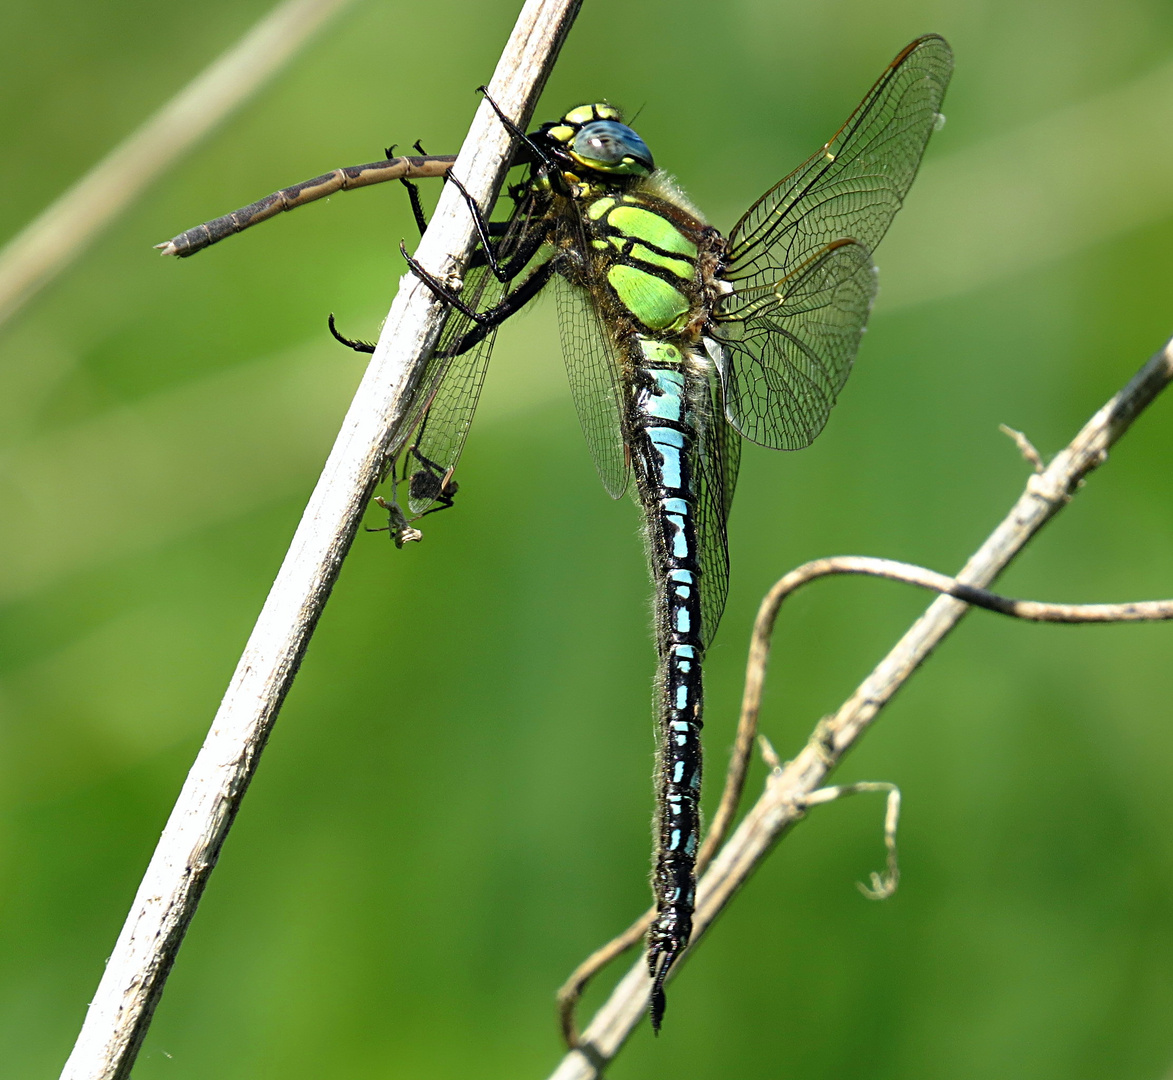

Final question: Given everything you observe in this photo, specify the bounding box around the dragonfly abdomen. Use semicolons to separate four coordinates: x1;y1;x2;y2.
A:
627;338;711;1028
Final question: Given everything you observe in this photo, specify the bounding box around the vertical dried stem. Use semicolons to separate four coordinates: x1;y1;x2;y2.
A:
57;3;581;1077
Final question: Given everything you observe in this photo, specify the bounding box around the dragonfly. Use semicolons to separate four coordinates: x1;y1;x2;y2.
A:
159;34;953;1030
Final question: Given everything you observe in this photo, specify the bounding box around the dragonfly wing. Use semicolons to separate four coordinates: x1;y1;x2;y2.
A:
715;34;952;449
395;262;504;514
692;366;741;645
708;238;878;449
554;272;632;499
392;177;557;514
712;374;742;524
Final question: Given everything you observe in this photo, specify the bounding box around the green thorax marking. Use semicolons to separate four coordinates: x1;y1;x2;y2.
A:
607;264;690;330
580;191;703;333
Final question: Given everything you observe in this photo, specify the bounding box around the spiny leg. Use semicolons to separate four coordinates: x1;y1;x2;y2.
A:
326;261;534;353
330;253;553;368
397;140;514;252
475;86;555;168
416;165;549;288
328;313;375;354
439;171;535;283
402;248;554;327
398;141;431;237
401;177;430;238
409;89;555;286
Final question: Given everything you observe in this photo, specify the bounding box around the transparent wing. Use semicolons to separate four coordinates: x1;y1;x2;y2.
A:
710;239;877;449
692;369;741;645
715;34;952;449
554;272;631;499
725;34;952;275
392;261;504;514
393;185;550;514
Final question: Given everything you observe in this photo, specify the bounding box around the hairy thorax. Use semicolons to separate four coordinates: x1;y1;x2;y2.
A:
551;173;726;346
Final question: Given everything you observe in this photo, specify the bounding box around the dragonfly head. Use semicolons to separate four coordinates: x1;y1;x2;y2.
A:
535;104;654;181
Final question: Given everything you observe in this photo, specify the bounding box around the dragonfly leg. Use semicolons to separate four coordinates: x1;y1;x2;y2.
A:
327;313;375;354
399;241;484;320
403;244;555;328
441;171;528;283
401;178;429;237
399;140;431;236
437;169;548;283
400;177;514;253
475;86;555;172
426;88;562;281
329;204;543;350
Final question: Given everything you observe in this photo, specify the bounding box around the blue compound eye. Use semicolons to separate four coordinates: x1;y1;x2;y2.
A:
571;120;654;174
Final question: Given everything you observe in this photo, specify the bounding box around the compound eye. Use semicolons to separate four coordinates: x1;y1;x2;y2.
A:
571;120;654;174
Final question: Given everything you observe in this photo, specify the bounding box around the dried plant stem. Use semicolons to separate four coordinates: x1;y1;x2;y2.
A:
549;335;1173;1078
57;3;582;1078
0;0;355;328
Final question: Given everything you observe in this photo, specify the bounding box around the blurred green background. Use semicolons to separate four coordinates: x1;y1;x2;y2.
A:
3;0;1173;1076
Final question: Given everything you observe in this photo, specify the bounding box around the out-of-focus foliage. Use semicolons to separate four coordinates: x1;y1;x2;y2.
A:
2;1;1172;1077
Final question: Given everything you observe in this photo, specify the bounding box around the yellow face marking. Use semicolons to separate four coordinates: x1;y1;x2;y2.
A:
562;103;622;126
564;105;598;124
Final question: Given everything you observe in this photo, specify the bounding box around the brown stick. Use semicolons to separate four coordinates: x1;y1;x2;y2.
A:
156;155;457;256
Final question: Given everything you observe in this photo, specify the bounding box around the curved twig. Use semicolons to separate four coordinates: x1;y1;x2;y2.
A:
548;335;1173;1077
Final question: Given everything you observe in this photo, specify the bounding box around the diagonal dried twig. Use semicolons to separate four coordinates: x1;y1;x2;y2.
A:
57;3;582;1078
550;335;1173;1077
